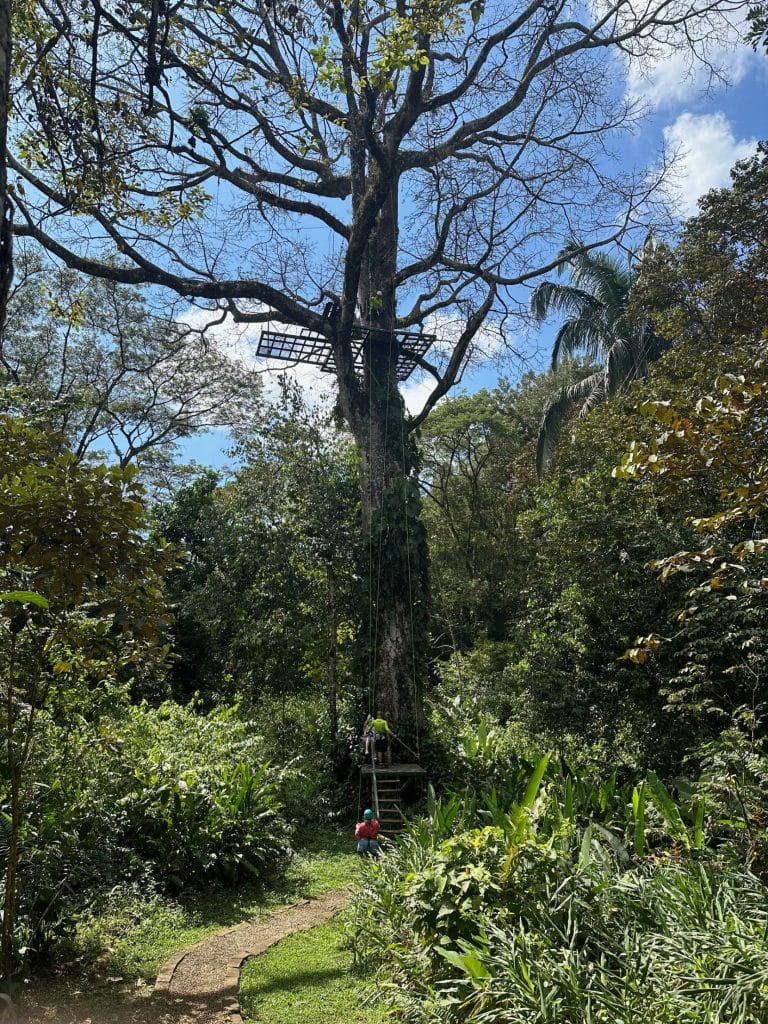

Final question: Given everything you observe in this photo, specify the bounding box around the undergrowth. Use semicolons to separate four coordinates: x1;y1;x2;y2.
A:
352;754;768;1024
21;827;360;1010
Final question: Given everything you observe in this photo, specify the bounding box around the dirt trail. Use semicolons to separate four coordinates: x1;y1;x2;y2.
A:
19;889;349;1024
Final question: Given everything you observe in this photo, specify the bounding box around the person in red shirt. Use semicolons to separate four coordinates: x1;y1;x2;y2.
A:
355;808;381;856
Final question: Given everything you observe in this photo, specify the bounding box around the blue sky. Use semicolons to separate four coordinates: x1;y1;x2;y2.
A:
179;30;766;472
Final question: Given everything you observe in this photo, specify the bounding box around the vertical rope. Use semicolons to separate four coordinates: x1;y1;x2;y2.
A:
367;267;375;716
370;744;380;818
400;399;421;760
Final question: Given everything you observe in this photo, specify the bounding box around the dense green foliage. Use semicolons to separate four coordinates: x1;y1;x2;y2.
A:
14;701;291;968
346;145;768;1024
422;330;767;773
353;755;768;1023
0;416;175;975
155;389;360;718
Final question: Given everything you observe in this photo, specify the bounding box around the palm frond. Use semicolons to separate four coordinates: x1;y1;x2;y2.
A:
536;374;602;476
536;390;574;477
551;315;613;368
536;372;606;475
530;282;604;323
604;338;639;396
553;238;585;278
533;241;668;476
0;814;10;867
575;372;607;416
568;251;631;320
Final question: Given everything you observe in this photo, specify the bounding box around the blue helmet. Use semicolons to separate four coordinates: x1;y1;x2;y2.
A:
363;808;374;820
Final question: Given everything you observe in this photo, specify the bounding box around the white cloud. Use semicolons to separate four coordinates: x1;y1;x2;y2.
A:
625;28;758;108
663;111;758;217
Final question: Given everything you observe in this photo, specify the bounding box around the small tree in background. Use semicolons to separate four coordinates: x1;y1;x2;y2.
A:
1;252;265;494
0;416;174;978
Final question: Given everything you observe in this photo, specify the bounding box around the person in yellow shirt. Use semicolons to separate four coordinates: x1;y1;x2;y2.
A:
365;714;392;766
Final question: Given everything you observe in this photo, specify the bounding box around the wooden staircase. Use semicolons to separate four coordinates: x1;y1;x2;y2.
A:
376;775;403;836
360;763;427;837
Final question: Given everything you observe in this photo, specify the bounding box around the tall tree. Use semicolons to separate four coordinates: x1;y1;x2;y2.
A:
629;144;768;348
531;243;661;474
9;0;743;730
420;388;531;650
156;386;360;738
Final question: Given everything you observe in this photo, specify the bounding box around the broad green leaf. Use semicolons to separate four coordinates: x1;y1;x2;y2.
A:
0;590;49;608
521;754;550;811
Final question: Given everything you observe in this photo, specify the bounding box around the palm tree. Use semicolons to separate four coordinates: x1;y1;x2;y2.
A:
531;241;662;475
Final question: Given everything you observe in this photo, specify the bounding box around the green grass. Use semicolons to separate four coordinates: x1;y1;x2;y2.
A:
239;917;387;1024
276;827;362;898
31;827;363;991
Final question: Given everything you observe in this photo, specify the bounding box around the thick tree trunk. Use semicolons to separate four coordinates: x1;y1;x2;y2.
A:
335;178;428;748
1;768;20;981
1;635;19;981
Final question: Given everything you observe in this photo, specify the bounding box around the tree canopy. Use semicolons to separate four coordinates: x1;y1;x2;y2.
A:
7;0;749;729
1;250;264;489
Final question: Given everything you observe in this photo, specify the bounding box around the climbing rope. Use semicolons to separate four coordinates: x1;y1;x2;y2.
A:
400;382;421;761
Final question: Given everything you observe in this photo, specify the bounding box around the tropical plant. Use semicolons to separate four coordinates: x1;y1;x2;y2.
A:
11;700;292;967
531;241;662;474
419;387;535;652
0;416;174;977
616;337;768;736
352;758;768;1024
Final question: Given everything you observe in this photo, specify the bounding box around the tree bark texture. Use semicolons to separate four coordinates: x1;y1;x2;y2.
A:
1;633;19;981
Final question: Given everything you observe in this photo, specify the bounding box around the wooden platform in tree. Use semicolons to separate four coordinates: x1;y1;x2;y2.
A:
360;762;426;777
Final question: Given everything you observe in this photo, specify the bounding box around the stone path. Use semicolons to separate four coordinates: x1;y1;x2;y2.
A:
20;889;349;1024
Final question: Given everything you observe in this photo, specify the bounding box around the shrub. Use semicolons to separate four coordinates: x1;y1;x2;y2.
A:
352;758;768;1023
10;701;291;965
